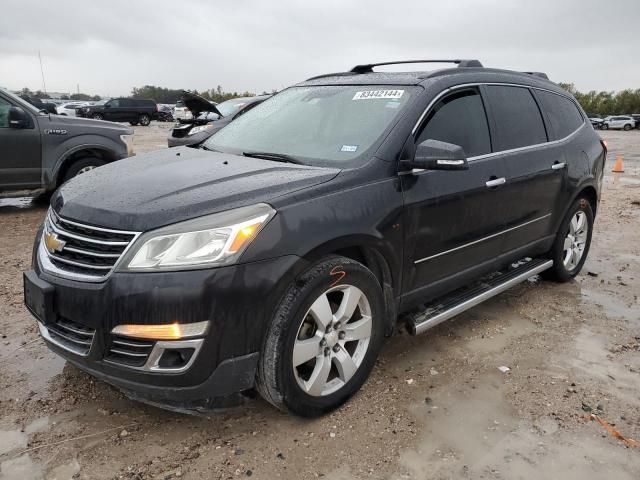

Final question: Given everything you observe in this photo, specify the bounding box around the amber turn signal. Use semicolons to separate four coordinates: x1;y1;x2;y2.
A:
111;321;209;340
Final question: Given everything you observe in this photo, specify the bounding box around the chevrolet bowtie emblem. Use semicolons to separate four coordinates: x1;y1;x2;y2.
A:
44;232;66;254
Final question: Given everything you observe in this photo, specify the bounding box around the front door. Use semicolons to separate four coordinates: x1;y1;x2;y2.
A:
401;87;509;307
0;95;42;190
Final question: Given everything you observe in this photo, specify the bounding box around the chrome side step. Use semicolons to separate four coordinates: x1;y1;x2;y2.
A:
408;258;553;335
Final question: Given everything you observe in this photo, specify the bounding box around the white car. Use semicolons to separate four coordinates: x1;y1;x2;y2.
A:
173;100;192;121
56;102;87;116
603;115;635;131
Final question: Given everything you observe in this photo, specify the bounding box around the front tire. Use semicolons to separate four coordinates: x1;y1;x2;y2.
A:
92;113;103;120
62;157;106;183
256;256;385;417
139;114;151;126
544;197;594;282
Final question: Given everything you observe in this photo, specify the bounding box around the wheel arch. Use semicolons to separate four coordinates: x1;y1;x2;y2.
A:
53;146;118;188
300;236;400;336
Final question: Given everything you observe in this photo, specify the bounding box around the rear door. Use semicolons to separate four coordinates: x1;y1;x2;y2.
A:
482;85;562;255
401;87;510;305
0;95;42;189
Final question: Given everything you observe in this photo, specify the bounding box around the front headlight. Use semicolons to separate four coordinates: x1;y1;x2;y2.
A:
119;203;275;271
188;124;214;136
120;134;135;156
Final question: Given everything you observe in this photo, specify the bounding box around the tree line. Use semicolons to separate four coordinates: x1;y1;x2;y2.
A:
17;83;640;115
558;83;640;116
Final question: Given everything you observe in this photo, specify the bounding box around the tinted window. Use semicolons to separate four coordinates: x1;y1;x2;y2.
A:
417;89;491;157
0;97;10;128
108;99;120;107
120;99;135;108
535;91;584;140
485;86;547;150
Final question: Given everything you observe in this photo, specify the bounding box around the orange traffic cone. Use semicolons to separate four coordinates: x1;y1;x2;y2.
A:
612;155;624;173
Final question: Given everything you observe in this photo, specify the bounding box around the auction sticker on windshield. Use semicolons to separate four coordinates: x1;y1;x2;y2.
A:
352;90;404;100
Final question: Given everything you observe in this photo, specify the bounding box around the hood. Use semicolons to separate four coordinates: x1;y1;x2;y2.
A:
181;91;222;117
52;147;340;231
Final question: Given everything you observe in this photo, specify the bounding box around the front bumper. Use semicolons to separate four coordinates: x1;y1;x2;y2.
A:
24;254;305;411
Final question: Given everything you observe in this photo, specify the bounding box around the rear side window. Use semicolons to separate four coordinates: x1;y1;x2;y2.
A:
417;89;491;158
535;91;584;140
485;86;547;151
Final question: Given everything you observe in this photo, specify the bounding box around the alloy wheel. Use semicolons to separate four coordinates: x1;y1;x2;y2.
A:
292;285;372;397
77;166;95;175
563;211;588;270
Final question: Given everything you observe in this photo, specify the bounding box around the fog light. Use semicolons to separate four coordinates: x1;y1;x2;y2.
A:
111;321;209;340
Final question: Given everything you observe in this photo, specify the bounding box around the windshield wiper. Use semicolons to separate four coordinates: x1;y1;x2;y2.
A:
242;151;303;165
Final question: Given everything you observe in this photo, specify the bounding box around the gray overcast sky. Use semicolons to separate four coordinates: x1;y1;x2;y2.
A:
1;0;638;96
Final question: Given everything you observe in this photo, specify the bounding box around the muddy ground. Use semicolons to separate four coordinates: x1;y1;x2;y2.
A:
0;126;639;480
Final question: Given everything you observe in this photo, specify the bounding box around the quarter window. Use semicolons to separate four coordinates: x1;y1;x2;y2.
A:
417;89;491;157
485;86;547;150
536;90;584;140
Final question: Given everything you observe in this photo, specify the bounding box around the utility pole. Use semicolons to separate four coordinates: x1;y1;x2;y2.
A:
38;50;47;95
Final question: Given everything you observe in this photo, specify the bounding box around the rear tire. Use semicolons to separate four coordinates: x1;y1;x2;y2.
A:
62;157;106;183
623;124;632;131
256;256;385;417
139;114;151;126
543;197;594;282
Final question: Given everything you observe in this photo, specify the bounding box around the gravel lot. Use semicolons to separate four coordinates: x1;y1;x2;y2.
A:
0;126;639;480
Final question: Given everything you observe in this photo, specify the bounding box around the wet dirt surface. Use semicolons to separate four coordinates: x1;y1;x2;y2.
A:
1;128;639;479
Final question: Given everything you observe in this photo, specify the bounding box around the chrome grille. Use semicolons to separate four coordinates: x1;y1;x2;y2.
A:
105;336;155;368
41;209;139;281
44;318;96;356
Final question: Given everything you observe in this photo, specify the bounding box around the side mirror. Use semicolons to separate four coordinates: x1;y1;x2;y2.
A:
404;139;469;171
9;106;30;129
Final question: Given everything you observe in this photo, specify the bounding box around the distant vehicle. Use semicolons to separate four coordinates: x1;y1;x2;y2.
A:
0;89;133;197
56;102;87;117
588;117;604;129
631;114;640;129
173;100;193;121
19;96;57;115
168;93;270;147
77;98;158;126
156;104;174;122
602;115;635;131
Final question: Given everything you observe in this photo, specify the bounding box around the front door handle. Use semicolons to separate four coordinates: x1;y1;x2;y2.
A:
552;162;566;170
485;177;506;188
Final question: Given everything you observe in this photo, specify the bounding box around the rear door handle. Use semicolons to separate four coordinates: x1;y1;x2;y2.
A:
485;177;506;188
551;162;566;170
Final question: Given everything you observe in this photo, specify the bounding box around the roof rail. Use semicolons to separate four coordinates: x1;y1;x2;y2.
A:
306;71;359;81
522;71;549;80
349;59;483;74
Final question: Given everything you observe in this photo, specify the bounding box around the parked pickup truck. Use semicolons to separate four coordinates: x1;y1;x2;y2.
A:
0;89;134;198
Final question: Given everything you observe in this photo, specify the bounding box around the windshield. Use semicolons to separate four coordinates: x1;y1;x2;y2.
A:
216;98;251;117
204;85;415;166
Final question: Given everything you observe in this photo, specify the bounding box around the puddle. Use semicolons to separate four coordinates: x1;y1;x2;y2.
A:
0;429;27;456
569;328;638;403
399;372;640;479
0;454;43;480
46;458;80;480
581;288;640;323
0;197;37;211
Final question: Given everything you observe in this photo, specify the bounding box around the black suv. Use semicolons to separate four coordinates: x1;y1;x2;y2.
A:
77;98;157;126
24;60;606;417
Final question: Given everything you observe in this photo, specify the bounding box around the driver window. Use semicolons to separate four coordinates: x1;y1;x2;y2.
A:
417;89;492;158
109;99;120;107
0;98;10;128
